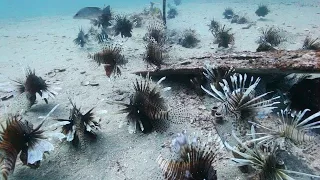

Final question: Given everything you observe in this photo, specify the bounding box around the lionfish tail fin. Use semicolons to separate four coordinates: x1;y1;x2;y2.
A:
168;105;191;124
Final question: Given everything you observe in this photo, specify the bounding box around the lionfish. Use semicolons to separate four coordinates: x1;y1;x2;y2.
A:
88;45;128;77
202;65;235;92
157;130;223;180
91;5;112;29
114;15;133;38
13;68;57;105
88;27;109;44
143;38;165;69
110;74;189;134
6;68;58;115
73;28;89;47
0;105;64;180
201;73;280;133
55;100;101;151
225;126;320;180
145;20;166;46
248;108;320;147
302;36;320;50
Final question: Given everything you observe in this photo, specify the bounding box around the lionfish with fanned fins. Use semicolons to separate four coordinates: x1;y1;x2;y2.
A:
110;74;189;134
248;108;320;147
55;99;101;151
6;68;58;116
13;68;57;104
157;130;223;180
143;37;165;69
73;28;89;47
225;126;320;180
145;20;166;46
202;64;235;92
201;73;280;133
88;45;128;77
0;105;64;180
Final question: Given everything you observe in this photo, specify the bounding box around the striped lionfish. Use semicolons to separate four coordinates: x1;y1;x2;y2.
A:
0;105;64;180
55;99;101;151
88;45;128;77
157;130;223;180
145;20;166;46
143;37;165;69
12;67;57;106
225;126;320;180
73;28;89;47
202;65;235;92
201;73;280;132
110;74;189;134
248;108;320;147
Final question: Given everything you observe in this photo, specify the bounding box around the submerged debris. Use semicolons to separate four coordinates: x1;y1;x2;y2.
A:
114;15;133;38
108;74;189;134
88;45;128;77
73;28;89;47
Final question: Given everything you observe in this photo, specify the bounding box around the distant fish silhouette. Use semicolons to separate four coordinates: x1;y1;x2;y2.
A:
73;6;111;20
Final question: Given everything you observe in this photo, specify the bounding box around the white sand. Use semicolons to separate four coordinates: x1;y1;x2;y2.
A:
0;1;320;180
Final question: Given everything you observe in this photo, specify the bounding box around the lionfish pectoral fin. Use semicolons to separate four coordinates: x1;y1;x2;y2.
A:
138;119;144;132
128;120;137;134
43;132;66;141
27;139;54;164
66;127;76;141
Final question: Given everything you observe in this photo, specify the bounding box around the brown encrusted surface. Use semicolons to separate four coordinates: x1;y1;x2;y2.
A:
134;50;320;76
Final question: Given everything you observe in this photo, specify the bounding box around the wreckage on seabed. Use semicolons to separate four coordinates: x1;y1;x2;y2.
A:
133;50;320;76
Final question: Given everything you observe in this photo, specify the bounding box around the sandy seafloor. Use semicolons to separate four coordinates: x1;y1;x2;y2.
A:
0;0;320;179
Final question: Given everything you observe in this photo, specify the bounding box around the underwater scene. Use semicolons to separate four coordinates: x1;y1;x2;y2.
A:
0;0;320;179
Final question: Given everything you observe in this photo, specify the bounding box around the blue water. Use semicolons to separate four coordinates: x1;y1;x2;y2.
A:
0;0;157;19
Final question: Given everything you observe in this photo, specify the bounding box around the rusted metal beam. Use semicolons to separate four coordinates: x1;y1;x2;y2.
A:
133;50;320;77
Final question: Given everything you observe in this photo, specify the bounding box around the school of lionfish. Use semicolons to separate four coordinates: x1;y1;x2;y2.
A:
1;2;320;180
